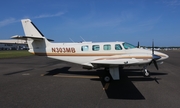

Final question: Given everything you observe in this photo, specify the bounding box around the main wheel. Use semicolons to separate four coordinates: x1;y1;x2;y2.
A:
103;75;111;83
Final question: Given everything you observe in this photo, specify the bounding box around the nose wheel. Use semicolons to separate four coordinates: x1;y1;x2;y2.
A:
143;69;150;77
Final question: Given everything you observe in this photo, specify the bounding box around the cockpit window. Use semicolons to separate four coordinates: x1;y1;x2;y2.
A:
123;42;136;49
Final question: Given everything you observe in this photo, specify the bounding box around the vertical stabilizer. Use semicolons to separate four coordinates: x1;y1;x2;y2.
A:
20;19;51;54
21;19;44;37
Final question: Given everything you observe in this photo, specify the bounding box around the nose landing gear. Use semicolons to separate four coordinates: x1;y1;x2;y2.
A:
142;66;150;77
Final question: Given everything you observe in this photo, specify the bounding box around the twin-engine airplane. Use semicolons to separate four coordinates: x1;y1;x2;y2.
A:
12;19;169;82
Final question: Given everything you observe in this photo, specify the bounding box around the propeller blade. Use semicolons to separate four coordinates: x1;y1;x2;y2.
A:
137;41;140;48
149;40;160;70
152;40;154;55
153;59;159;70
149;60;153;65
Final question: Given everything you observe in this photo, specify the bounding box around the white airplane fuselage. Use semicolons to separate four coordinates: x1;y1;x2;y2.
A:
28;38;168;68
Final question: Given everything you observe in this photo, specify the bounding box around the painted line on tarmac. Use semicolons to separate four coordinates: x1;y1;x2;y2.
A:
53;75;99;79
41;74;45;76
41;74;99;79
22;73;30;75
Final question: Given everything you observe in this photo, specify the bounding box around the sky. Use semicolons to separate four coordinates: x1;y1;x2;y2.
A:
0;0;180;47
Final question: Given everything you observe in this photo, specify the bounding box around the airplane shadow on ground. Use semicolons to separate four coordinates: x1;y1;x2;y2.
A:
45;67;168;100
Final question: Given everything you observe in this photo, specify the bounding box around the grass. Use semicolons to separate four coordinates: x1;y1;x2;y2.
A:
0;50;33;59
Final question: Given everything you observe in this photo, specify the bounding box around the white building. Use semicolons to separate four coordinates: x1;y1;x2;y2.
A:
0;39;28;50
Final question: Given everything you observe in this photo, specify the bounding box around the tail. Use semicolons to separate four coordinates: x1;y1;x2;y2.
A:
21;19;44;37
12;19;52;55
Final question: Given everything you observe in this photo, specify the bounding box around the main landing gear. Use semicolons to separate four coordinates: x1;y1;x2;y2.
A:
102;66;151;82
103;67;121;83
103;68;112;83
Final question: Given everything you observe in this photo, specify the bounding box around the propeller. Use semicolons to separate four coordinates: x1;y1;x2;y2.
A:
137;41;140;48
149;40;161;70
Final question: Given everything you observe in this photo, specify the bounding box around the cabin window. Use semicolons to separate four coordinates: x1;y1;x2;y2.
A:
115;44;122;50
92;45;100;51
123;42;136;49
81;45;89;51
103;44;111;50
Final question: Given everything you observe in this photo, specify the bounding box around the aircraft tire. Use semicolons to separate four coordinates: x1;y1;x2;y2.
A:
103;75;111;83
143;69;150;77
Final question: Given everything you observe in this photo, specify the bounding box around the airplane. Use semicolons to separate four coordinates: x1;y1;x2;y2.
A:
11;19;169;82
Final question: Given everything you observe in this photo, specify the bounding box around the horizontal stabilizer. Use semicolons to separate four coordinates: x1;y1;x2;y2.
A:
11;35;54;41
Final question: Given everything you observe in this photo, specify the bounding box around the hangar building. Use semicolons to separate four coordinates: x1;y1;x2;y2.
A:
0;39;28;50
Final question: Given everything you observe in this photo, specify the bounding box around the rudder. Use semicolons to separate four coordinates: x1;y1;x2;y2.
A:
21;19;44;37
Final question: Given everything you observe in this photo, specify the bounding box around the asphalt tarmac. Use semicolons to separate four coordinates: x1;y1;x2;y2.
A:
0;50;180;108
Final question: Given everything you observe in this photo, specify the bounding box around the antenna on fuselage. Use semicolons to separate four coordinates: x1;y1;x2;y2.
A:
80;36;86;42
69;38;75;43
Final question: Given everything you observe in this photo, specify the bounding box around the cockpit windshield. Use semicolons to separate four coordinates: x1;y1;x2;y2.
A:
123;42;136;49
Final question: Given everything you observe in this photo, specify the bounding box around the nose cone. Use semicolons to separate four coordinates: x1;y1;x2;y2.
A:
161;53;169;60
155;51;169;61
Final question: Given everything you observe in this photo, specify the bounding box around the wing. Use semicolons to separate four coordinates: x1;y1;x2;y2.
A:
91;58;139;65
90;54;151;66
